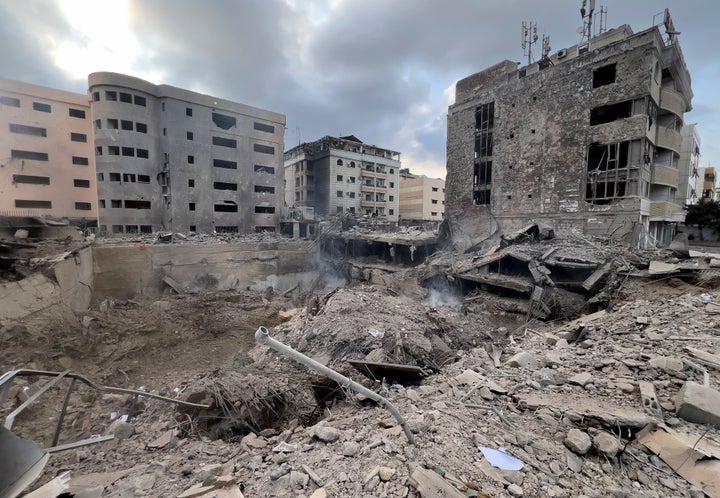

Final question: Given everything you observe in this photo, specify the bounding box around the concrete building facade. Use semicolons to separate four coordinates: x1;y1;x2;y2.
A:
697;166;716;202
679;123;700;207
89;72;285;235
284;136;401;221
0;78;97;224
446;12;692;249
398;170;445;223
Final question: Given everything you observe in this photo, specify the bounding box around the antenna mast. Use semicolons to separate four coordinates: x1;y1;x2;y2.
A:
595;5;607;36
580;0;595;42
521;21;538;65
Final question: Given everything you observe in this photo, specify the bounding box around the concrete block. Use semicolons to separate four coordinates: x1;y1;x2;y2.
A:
675;381;720;426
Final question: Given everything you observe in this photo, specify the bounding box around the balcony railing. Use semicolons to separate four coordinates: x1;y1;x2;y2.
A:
651;164;679;187
656;126;682;154
659;87;687;117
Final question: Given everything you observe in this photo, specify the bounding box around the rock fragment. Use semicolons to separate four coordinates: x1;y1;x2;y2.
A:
564;429;591;455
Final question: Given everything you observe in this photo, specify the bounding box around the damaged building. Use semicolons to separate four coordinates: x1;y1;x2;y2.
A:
284;135;401;221
90;73;286;236
446;10;693;250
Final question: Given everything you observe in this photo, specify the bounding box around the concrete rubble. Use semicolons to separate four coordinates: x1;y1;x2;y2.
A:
1;231;720;498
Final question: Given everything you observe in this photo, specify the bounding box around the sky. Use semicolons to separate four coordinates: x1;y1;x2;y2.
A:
1;0;718;180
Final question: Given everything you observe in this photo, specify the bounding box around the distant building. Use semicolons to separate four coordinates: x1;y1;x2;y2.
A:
697;166;716;202
89;72;285;236
284;135;401;221
446;10;692;248
678;124;700;206
398;169;445;223
0;77;97;224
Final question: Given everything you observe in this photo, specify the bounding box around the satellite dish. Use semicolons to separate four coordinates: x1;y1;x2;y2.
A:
576;26;584;34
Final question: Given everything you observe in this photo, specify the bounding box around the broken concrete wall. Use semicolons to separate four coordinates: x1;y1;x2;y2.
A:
54;246;94;313
92;241;318;300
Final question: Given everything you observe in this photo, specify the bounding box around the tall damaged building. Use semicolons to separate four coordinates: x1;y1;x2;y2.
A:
446;10;693;250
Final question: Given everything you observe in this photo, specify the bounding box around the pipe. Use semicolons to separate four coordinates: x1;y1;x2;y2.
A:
255;326;415;444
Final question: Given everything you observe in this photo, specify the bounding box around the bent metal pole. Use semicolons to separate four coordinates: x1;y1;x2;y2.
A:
255;326;415;445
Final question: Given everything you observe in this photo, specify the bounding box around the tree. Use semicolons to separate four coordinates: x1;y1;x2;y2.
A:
684;200;720;240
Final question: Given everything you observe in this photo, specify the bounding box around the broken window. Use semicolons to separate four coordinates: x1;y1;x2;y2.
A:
123;173;136;183
213;136;237;148
186;107;192;116
75;202;91;210
121;120;133;130
136;122;147;133
189;202;196;211
72;156;89;165
134;95;146;106
473;102;494;206
138;175;150;183
99;200;105;208
214;203;238;212
69;108;85;119
213;112;236;129
125;225;139;233
336;190;343;197
106;91;117;101
586;140;639;204
119;92;132;103
188;155;194;164
15;199;51;208
188;179;195;187
589;100;632;126
71;132;87;142
108;146;119;156
109;173;121;181
213;181;237;191
135;149;148;159
107;119;118;129
254;143;275;155
253;121;274;133
337;175;343;181
216;226;239;233
587;142;630;171
124;200;151;209
337;159;343;166
96;146;102;156
73;179;90;188
647;99;658;130
112;225;123;233
214;159;237;170
254;164;275;174
12;150;48;161
10;124;47;137
593;63;616;88
33;102;51;113
255;185;275;194
255;206;275;214
121;147;134;157
187;131;194;140
13;175;50;185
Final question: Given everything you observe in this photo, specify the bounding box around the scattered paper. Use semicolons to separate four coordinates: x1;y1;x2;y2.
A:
477;446;524;471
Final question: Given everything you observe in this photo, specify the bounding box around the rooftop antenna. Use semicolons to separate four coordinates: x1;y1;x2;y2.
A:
521;21;538;65
595;5;607;36
542;34;551;59
580;0;595;42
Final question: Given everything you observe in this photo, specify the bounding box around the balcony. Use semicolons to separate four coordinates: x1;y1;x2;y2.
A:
655;126;682;154
360;184;375;193
651;165;680;187
659;88;687;117
649;201;685;222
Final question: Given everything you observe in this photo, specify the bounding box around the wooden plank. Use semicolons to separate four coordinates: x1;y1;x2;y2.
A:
409;465;466;498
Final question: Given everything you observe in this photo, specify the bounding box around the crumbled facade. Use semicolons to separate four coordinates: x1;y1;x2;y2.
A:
0;78;97;224
89;72;285;236
678;123;700;207
398;169;445;223
284;135;401;221
446;13;693;249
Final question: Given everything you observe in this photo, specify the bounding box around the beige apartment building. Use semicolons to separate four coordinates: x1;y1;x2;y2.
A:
284;135;401;221
398;169;445;223
0;78;97;224
89;72;286;235
678;123;700;206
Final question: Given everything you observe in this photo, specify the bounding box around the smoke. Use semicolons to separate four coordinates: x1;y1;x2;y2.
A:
425;280;461;309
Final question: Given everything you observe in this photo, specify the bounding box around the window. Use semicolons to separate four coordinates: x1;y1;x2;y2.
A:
112;225;123;233
119;92;132;103
254;165;275;174
336;190;343;197
190;225;196;232
163;127;167;136
140;225;152;233
337;206;344;213
161;102;165;111
214;159;237;169
253;121;274;133
13;175;50;185
111;200;121;208
73;179;90;188
121;120;133;130
125;225;139;234
136;122;147;133
97;173;104;181
75;202;91;210
123;173;136;183
389;182;394;188
106;91;117;101
254;143;274;155
474;101;495;205
431;199;438;204
590;100;632;126
109;173;121;181
1;96;20;107
107;119;118;129
71;132;87;142
216;226;238;233
10;124;47;137
187;131;194;140
134;95;146;106
125;200;151;209
214;203;238;212
12;150;48;161
255;206;275;214
431;211;438;217
108;146;119;155
189;202;196;211
337;159;343;166
15;200;51;209
72;156;89;165
188;179;195;187
255;185;275;194
348;192;355;198
33;102;51;112
188;155;194;164
92;92;100;101
348;176;355;183
337;175;343;181
94;119;101;130
389;209;394;215
390;169;394;174
213;136;237;148
255;226;276;233
138;175;150;183
593;64;616;88
389;195;394;201
99;200;106;208
213;113;236;129
213;181;238;191
349;161;355;168
69;108;86;118
121;147;135;157
136;149;149;158
186;107;192;116
432;187;439;192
